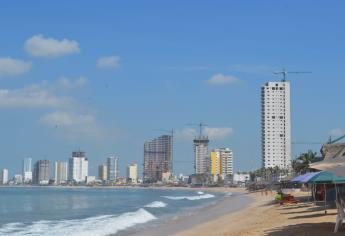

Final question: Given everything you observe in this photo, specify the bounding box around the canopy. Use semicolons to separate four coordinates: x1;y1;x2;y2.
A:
290;172;320;183
306;171;345;184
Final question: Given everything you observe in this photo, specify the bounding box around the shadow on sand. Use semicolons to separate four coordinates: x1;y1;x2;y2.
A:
265;222;345;236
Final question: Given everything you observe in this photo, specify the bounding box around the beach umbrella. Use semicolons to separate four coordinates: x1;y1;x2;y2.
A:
307;171;345;184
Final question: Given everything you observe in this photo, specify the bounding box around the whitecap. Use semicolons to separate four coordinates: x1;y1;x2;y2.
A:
0;208;156;236
163;193;215;201
197;191;204;195
144;201;167;208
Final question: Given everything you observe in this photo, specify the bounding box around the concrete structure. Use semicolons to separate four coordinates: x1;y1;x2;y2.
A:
23;158;32;184
144;135;173;183
210;148;233;181
194;136;209;174
0;169;8;185
107;156;119;182
54;161;68;185
86;176;96;184
14;174;23;184
68;151;88;183
261;81;291;169
126;163;138;184
98;164;107;181
33;160;50;185
210;151;221;180
162;171;172;183
233;173;250;185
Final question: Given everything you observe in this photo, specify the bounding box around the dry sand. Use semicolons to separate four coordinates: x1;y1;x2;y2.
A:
174;190;345;236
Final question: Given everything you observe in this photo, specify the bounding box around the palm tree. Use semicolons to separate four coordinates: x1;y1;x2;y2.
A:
292;150;317;175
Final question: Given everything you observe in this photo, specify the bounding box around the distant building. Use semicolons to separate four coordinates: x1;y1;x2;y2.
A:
86;176;96;184
14;174;23;184
126;163;138;184
0;169;8;185
54;161;68;185
23;158;32;184
68;151;88;183
107;156;119;182
98;164;107;181
233;173;250;185
143;135;173;183
194;136;209;174
210;151;221;181
261;81;291;169
33;160;50;185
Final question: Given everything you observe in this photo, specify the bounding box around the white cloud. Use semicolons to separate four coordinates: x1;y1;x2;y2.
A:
40;111;107;139
176;127;233;141
24;34;80;57
57;76;88;90
0;57;32;76
204;127;234;140
329;128;345;137
97;56;121;68
0;84;74;108
208;73;240;85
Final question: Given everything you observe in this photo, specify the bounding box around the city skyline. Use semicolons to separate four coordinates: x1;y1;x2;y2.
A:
0;1;345;176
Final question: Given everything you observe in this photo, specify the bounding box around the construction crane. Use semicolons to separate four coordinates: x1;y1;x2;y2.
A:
186;122;208;137
273;68;312;82
292;141;323;145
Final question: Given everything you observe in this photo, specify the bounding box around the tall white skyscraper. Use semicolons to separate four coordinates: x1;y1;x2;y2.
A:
23;158;32;183
68;151;88;183
107;156;119;182
194;136;209;174
261;81;291;169
55;161;68;185
0;169;8;185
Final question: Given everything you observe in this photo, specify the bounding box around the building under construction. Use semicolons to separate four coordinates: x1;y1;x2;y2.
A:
143;135;173;183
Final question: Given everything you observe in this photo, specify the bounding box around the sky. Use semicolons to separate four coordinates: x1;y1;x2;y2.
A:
0;1;345;177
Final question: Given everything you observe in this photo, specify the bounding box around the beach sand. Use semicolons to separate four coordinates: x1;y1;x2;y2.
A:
175;189;345;236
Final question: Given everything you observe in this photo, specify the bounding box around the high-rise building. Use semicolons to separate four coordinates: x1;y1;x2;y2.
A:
107;156;119;182
194;136;209;174
210;148;233;180
68;151;88;183
126;163;138;184
23;158;32;184
261;81;291;169
0;169;8;185
143;135;173;183
33;160;50;185
54;161;68;185
98;164;107;181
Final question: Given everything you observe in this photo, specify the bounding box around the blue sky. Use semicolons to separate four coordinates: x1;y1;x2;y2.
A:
0;1;345;177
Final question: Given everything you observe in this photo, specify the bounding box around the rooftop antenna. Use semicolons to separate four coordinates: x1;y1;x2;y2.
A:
273;68;311;82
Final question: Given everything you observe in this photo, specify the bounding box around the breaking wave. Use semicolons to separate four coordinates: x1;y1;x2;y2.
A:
163;193;215;201
197;191;204;195
0;208;156;236
144;201;167;208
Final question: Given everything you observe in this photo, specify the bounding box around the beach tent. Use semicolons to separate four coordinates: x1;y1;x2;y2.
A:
307;171;345;184
290;172;320;183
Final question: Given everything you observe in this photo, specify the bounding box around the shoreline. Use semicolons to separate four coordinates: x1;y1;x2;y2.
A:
120;187;251;236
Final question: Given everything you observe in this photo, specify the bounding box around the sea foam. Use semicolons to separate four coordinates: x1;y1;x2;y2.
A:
0;208;156;236
144;201;167;208
163;193;215;201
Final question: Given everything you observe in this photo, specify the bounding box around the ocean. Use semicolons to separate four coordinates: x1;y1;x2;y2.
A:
0;187;226;236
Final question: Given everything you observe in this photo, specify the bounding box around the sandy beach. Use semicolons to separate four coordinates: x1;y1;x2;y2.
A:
174;189;345;236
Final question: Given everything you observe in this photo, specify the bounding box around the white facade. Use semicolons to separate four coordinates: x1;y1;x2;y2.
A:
126;163;138;183
215;148;233;178
233;173;250;184
107;156;119;182
0;169;8;184
194;137;209;174
23;158;32;183
55;161;68;185
68;151;88;183
261;81;291;169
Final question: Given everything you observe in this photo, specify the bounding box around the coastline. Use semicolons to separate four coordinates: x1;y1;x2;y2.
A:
119;187;252;236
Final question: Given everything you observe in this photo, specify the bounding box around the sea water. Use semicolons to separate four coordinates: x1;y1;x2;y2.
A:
0;187;224;236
